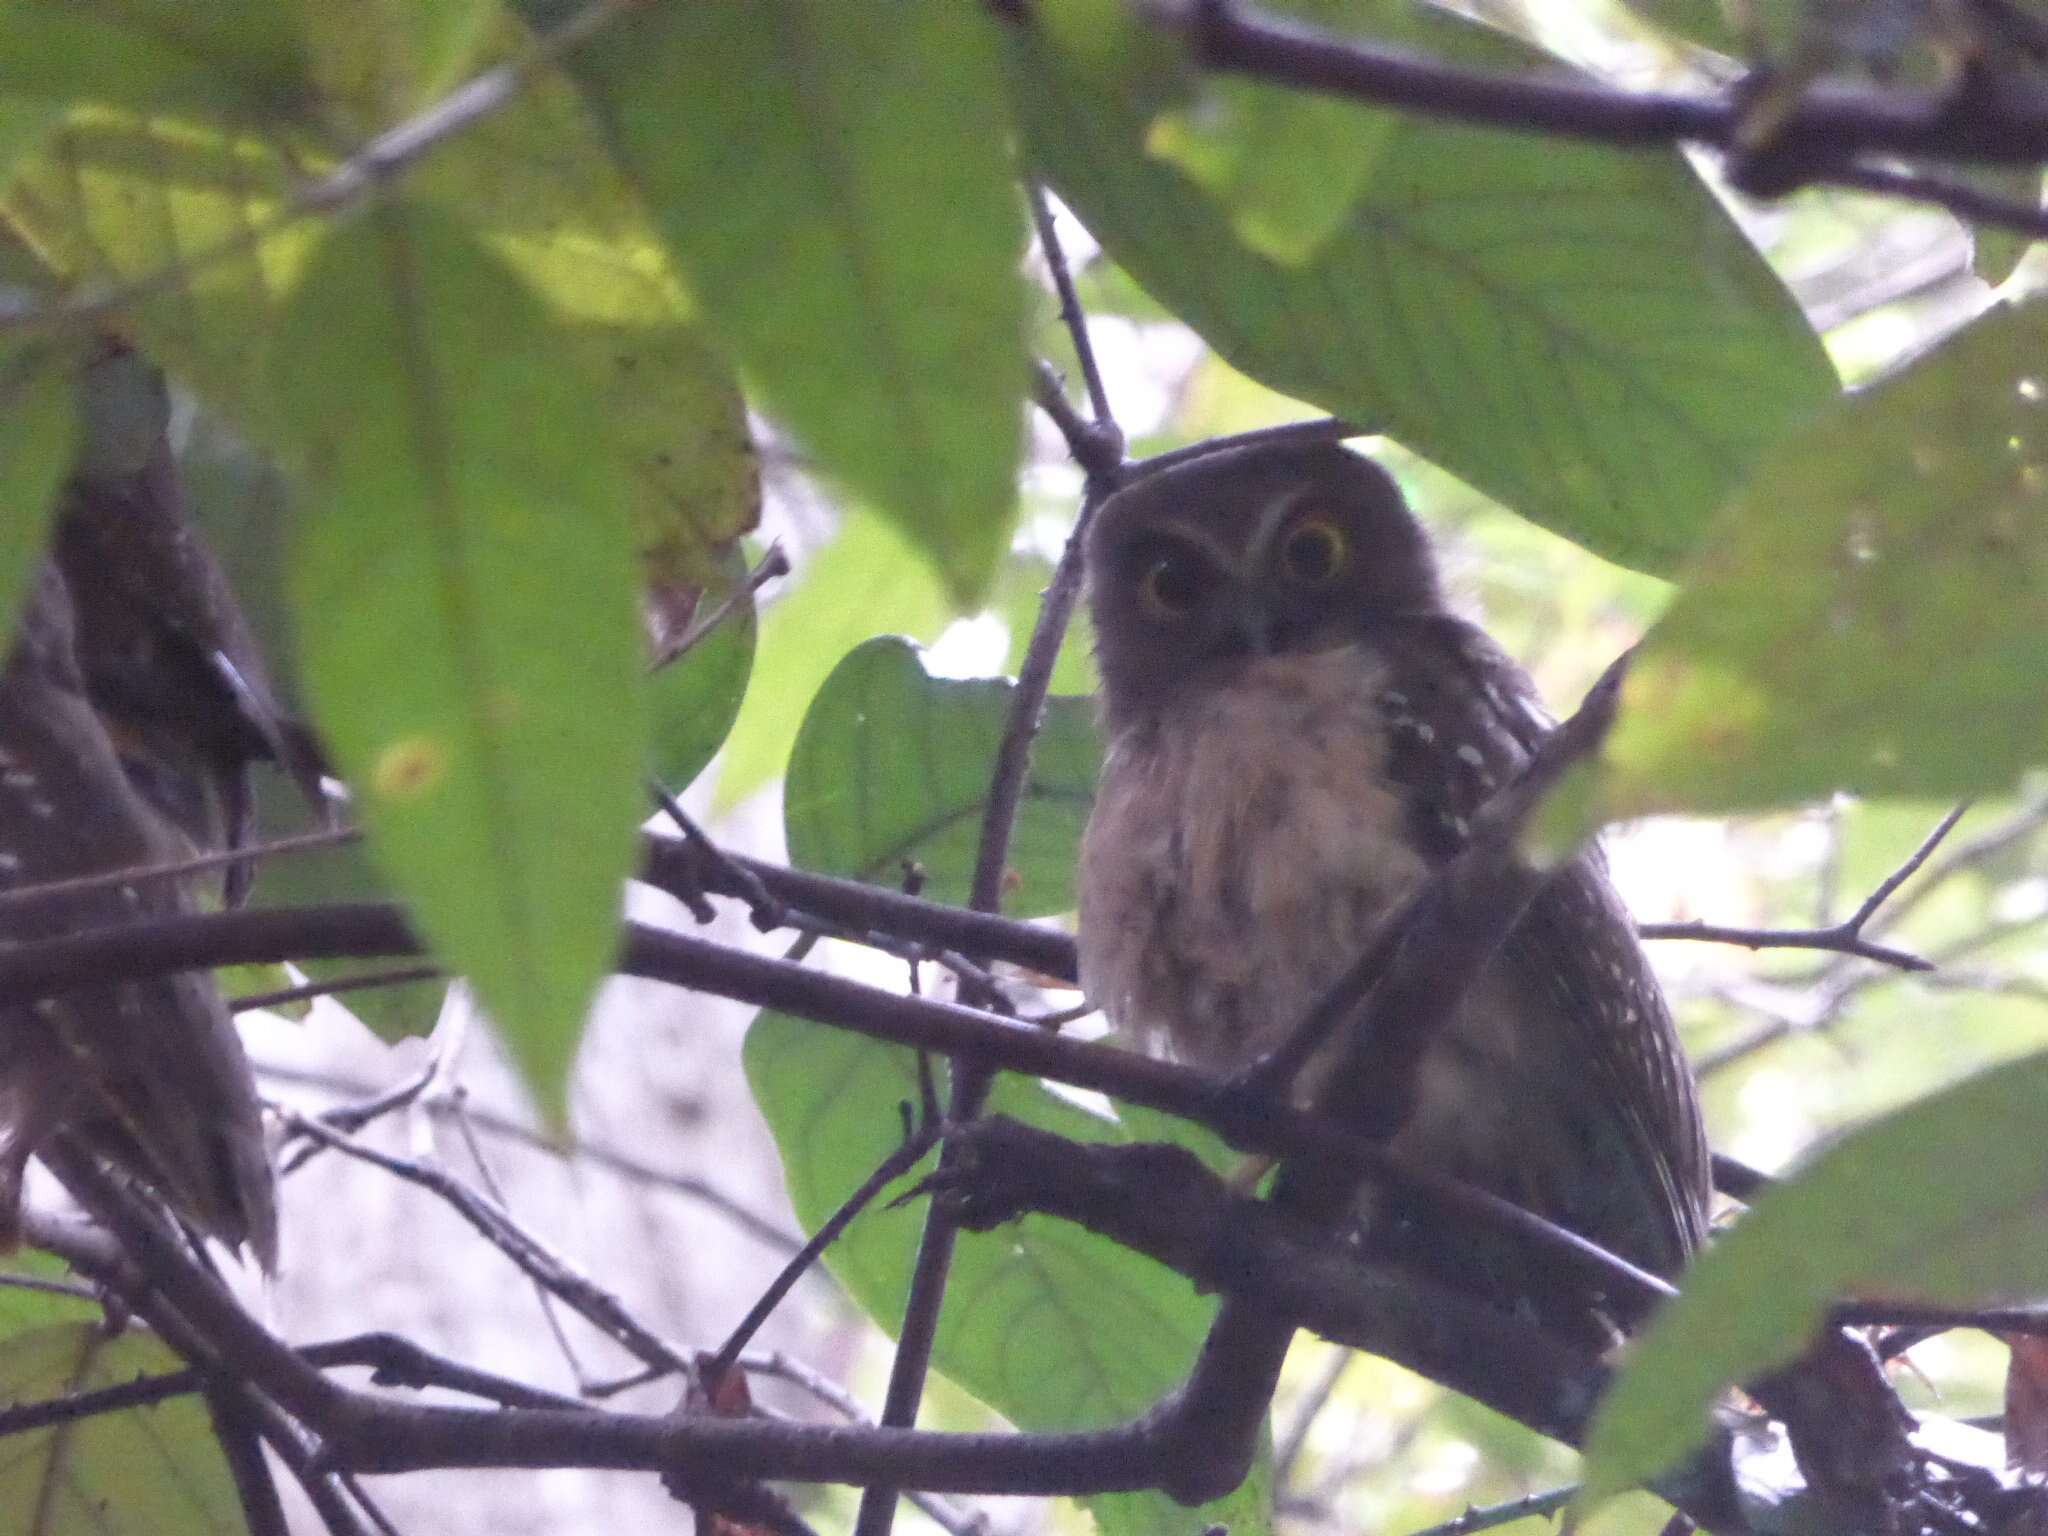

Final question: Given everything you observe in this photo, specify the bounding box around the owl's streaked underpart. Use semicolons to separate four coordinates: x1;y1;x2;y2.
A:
1078;442;1708;1326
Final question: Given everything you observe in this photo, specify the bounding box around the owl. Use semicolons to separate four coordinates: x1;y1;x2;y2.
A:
0;563;277;1266
55;343;326;908
1077;442;1708;1322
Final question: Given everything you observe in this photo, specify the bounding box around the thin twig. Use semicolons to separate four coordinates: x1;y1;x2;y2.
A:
0;825;358;912
1272;1345;1352;1492
739;1352;993;1536
1869;794;2048;939
649;787;785;927
1155;0;2048;229
1031;360;1109;475
276;1109;696;1382
337;1477;404;1536
1845;803;1971;931
446;1087;593;1392
639;833;1080;981
856;175;1128;1536
706;1114;943;1383
230;964;445;1016
1402;1485;1577;1536
652;543;791;671
1638;918;1930;971
0;1268;100;1305
1030;186;1117;435
1641;804;1970;973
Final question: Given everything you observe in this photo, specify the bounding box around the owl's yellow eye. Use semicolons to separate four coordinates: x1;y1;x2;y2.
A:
1139;554;1205;620
1280;518;1348;585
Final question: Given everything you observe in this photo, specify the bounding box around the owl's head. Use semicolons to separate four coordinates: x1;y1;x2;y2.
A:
1084;442;1441;725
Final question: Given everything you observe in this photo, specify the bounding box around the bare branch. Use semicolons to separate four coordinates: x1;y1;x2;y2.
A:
1150;0;2048;230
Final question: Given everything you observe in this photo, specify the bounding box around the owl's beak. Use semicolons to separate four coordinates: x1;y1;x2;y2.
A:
1212;591;1275;659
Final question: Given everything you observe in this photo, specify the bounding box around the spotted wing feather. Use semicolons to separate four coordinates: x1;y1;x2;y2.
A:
0;566;277;1265
1374;613;1710;1274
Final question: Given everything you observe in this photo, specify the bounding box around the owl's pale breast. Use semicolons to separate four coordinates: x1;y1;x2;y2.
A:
1078;645;1558;1193
1080;646;1428;1070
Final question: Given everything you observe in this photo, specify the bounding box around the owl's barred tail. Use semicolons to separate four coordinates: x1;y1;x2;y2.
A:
1;561;280;1271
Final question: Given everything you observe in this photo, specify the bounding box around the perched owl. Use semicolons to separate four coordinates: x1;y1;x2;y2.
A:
1078;442;1708;1321
0;563;277;1266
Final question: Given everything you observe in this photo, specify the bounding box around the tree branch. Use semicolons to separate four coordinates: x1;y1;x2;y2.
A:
1151;0;2048;230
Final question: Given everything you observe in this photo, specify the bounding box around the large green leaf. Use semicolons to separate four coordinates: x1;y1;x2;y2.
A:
1578;1050;2048;1512
1146;0;1394;263
783;636;1097;914
1969;169;2041;288
402;33;760;598
295;0;498;128
649;551;757;794
1589;299;2048;822
0;1252;100;1338
1009;3;1838;574
5;106;317;436
550;0;1027;603
744;1013;1270;1536
0;337;78;646
0;0;305;120
0;1324;242;1535
270;205;645;1122
5;12;759;598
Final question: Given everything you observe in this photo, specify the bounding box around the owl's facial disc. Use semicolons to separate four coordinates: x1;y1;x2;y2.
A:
1085;442;1445;728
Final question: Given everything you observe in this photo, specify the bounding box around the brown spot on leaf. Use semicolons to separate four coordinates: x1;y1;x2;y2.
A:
371;737;448;800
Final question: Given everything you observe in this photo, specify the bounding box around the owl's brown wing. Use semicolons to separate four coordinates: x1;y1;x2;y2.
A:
0;566;277;1266
1373;614;1710;1274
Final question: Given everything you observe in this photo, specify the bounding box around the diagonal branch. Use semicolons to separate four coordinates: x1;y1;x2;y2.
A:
1150;0;2048;230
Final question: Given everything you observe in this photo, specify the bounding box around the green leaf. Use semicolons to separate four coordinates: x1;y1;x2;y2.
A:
1578;1050;2048;1512
270;204;645;1122
7;13;760;608
743;1014;1271;1536
1590;298;2048;821
0;0;306;119
784;636;1098;914
713;508;951;810
403;37;761;597
553;0;1027;603
0;336;79;645
296;0;499;127
649;565;756;794
6;106;319;438
1147;0;1393;263
0;1324;244;1535
1009;4;1838;574
1970;170;2041;288
215;960;310;1019
0;1251;99;1336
